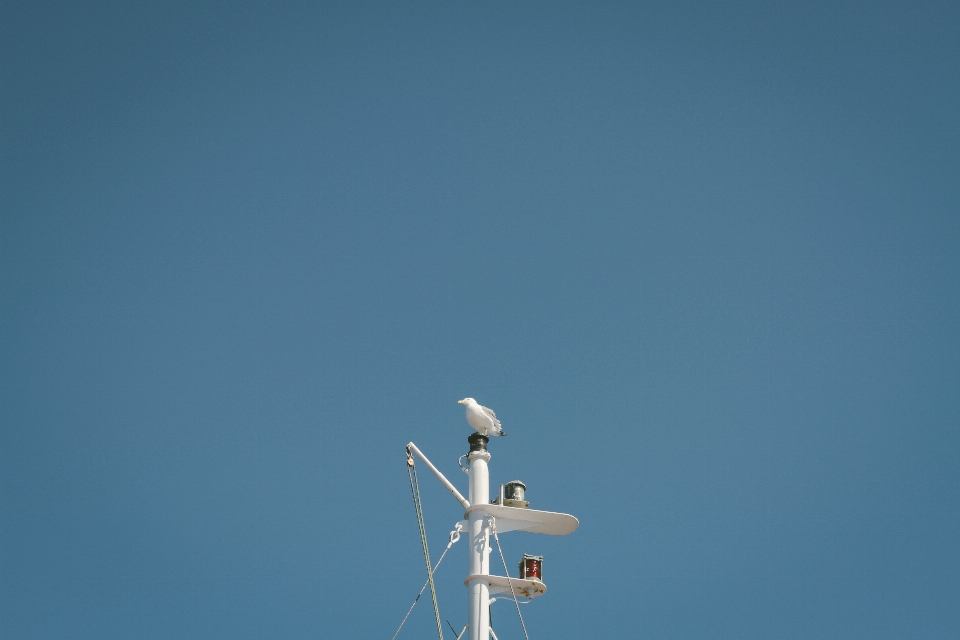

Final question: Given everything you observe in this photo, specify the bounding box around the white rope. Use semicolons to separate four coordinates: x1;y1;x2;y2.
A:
390;521;463;640
405;451;445;640
491;517;531;640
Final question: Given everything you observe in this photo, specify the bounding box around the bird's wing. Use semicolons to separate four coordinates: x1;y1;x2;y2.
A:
481;406;497;420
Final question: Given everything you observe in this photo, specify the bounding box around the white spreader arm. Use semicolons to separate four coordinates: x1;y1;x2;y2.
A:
406;442;470;509
460;504;579;536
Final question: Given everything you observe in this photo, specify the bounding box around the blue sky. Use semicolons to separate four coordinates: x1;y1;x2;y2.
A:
2;2;959;639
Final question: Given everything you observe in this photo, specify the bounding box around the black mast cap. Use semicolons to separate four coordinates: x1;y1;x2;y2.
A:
468;433;489;452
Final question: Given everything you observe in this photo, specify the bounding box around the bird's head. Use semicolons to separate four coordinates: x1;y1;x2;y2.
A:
458;398;475;406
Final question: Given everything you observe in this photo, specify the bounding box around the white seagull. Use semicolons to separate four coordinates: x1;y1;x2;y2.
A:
458;398;507;436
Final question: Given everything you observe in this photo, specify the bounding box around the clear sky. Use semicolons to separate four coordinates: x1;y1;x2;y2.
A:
2;2;958;639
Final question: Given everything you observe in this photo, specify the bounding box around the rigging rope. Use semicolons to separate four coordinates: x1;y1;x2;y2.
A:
405;448;445;640
390;522;462;640
492;518;531;640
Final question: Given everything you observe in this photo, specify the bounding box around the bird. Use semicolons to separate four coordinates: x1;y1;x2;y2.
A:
458;398;507;436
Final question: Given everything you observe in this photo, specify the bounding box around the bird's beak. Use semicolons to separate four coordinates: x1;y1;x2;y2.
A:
457;399;465;404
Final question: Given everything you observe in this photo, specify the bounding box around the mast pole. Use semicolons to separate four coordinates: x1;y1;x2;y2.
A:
466;433;491;640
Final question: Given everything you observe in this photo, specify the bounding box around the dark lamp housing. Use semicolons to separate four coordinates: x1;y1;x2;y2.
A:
518;554;543;581
491;480;529;508
505;480;526;503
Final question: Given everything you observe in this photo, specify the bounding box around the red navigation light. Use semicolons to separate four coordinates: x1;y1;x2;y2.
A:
518;554;543;581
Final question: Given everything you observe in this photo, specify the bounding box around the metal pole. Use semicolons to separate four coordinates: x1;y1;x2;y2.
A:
466;434;490;640
407;442;470;509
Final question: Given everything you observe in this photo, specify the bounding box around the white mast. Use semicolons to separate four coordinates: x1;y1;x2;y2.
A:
466;434;492;640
